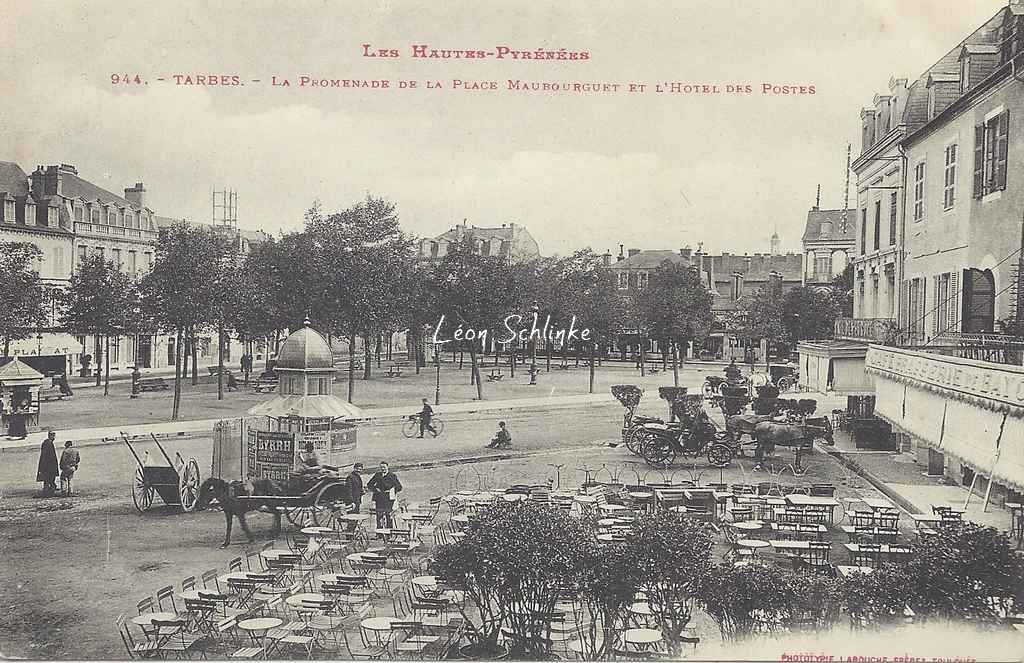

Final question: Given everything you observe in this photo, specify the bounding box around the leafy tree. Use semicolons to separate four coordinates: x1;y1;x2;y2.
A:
574;541;642;659
832;263;854;317
636;261;713;386
780;286;839;344
0;241;47;356
699;561;794;641
61;254;136;394
140;222;233;420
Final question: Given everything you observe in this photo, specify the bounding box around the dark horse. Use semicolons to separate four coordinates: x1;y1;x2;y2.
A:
198;477;285;548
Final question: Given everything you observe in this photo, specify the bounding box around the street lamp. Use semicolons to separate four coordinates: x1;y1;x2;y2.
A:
529;300;539;385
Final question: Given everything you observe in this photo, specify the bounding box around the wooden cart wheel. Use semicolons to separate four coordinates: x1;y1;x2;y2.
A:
179;457;201;512
312;483;351;529
132;466;155;512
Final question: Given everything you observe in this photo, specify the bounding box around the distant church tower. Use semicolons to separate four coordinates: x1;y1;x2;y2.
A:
770;230;781;255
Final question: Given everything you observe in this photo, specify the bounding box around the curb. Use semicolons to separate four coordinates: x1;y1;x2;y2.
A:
383;444;605;474
816;443;923;514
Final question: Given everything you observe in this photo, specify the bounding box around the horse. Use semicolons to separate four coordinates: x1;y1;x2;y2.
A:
197;477;286;548
752;418;834;465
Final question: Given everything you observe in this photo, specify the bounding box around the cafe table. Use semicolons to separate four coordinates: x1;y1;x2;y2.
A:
736;539;771;555
360;616;395;647
217;571;253;586
238;616;284;652
300;526;333;536
843;543;914;560
502;493;527;502
623;628;663;651
132;611;179;640
784;494;839;523
260;549;296;560
860;496;895;510
769;539;810;552
731;520;764;532
285;592;325;608
835;565;875;578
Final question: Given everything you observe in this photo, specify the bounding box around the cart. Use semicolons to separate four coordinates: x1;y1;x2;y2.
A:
233;475;353;530
121;432;202;513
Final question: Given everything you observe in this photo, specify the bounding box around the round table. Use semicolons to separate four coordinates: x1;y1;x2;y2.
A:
455;490;476;496
317;573;363;584
340;513;371;523
217;572;252;586
628;491;653;499
623;628;662;650
238;617;283;645
301;526;333;536
360;617;395;646
285;592;325;607
736;539;771;554
131;612;177;628
573;495;597;503
260;549;293;559
177;589;206;601
411;575;438;588
502;493;527;502
731;521;764;531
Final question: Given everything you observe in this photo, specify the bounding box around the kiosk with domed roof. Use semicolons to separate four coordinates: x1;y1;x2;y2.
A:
201;320;364;529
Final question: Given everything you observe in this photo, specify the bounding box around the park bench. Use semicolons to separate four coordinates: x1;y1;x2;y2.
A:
206;366;235;377
252;375;278;393
385;364;403;378
138;377;170;392
487;369;504;382
553;364;572;371
39;384;69;401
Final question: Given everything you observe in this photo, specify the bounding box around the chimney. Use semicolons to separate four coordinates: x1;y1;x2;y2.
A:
602;251;612;267
125;182;146;209
617;244;625;262
628;248;641;258
813;184;820;211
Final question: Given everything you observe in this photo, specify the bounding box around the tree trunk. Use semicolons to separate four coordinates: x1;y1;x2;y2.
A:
589;343;596;394
191;327;199;386
413;331;421;375
459;348;464;370
510;341;516;379
469;343;484;400
103;335;110;396
2;337;9;357
375;333;382;369
672;341;680;387
172;327;183;420
639;336;646;377
94;335;102;387
217;322;225;401
545;338;551;371
348;334;356;402
363;333;372;379
387;333;392;361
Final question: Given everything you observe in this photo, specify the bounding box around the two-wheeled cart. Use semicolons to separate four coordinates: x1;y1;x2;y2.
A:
121;432;202;513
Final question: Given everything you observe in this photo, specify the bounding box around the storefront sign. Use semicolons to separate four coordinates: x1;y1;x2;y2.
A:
866;345;1024;415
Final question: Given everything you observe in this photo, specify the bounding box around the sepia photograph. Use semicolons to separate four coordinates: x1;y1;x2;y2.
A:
1;1;1023;660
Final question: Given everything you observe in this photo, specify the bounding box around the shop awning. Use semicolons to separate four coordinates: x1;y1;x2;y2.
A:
7;333;84;357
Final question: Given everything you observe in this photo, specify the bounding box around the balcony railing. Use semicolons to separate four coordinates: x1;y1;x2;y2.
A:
834;317;901;344
921;332;1024;366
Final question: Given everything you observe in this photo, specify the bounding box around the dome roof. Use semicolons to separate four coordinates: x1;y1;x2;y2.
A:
275;321;334;370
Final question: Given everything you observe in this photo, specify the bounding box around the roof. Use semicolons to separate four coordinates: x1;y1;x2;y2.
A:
0;162;29;197
59;172;136;208
802;208;857;243
275;323;334;370
247;394;365;420
0;358;44;383
609;250;689;270
927;71;961;85
435;225;514;242
962;44;1000;55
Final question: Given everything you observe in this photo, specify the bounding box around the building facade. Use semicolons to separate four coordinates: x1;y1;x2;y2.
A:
857;1;1024;506
417;221;540;263
802;205;856;289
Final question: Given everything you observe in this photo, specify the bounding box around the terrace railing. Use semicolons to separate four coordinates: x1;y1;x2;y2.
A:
834;318;902;345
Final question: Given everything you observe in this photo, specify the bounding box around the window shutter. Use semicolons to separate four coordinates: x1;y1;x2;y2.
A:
974;123;985;197
947;270;959;333
918;278;927;342
931;275;939;336
996;110;1009;191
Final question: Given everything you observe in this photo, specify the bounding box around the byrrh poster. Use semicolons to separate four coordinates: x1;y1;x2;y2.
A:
2;2;1023;662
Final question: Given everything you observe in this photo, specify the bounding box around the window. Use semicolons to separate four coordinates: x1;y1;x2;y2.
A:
913;162;926;221
873;200;881;251
78;245;87;265
860;208;867;254
90;209;100;224
974;110;1009;198
143;252;153;272
638;272;648;289
943;144;957;209
889;192;898;245
110;337;120;364
107;208;115;225
871;276;879;316
52;248;64;277
934;273;950;336
95;247;105;260
47;207;58;227
74;206;83;222
126;211;134;228
617;272;628;290
3;199;13;222
814;256;829;279
112;248;122;268
128;250;137;274
907;279;921;340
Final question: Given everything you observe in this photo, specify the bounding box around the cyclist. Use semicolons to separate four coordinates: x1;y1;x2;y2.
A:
418;398;438;438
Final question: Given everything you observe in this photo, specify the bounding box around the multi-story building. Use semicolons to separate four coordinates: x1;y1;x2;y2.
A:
417;221;540;263
801;202;856;289
856;1;1024;506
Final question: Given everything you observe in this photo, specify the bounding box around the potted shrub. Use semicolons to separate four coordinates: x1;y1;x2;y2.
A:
574;541;642;660
700;561;794;641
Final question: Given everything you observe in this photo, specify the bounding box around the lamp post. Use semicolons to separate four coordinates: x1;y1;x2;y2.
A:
529;300;539;385
36;332;43;356
434;341;441;406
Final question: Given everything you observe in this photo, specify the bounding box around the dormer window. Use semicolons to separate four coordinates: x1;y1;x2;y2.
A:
3;198;14;223
47;207;58;227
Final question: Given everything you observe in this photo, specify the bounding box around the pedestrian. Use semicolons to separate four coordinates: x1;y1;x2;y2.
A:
486;421;512;449
36;430;59;496
240;353;253;381
417;398;437;438
59;440;80;496
226;372;238;392
7;397;29;439
367;461;402;529
346;463;365;514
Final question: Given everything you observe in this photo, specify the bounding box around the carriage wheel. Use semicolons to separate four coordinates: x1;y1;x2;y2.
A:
312;484;351;529
707;443;733;468
131;466;155;512
642;436;676;467
777;377;794;393
179;457;201;512
626;427;652;455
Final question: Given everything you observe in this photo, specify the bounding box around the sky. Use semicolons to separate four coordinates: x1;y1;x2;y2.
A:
1;0;1007;258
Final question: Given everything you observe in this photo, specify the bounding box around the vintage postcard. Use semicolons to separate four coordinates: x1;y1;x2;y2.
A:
1;1;1023;661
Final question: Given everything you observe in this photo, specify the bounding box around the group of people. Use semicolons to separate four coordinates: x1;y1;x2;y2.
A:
296;443;403;528
35;430;80;497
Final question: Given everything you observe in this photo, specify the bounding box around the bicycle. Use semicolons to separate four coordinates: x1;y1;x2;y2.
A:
401;413;446;438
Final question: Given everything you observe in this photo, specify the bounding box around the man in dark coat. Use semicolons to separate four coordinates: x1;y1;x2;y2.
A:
36;430;59;495
346;463;365;513
366;461;402;528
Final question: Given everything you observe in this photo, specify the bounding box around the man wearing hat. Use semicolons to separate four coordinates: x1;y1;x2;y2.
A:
346;463;366;513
